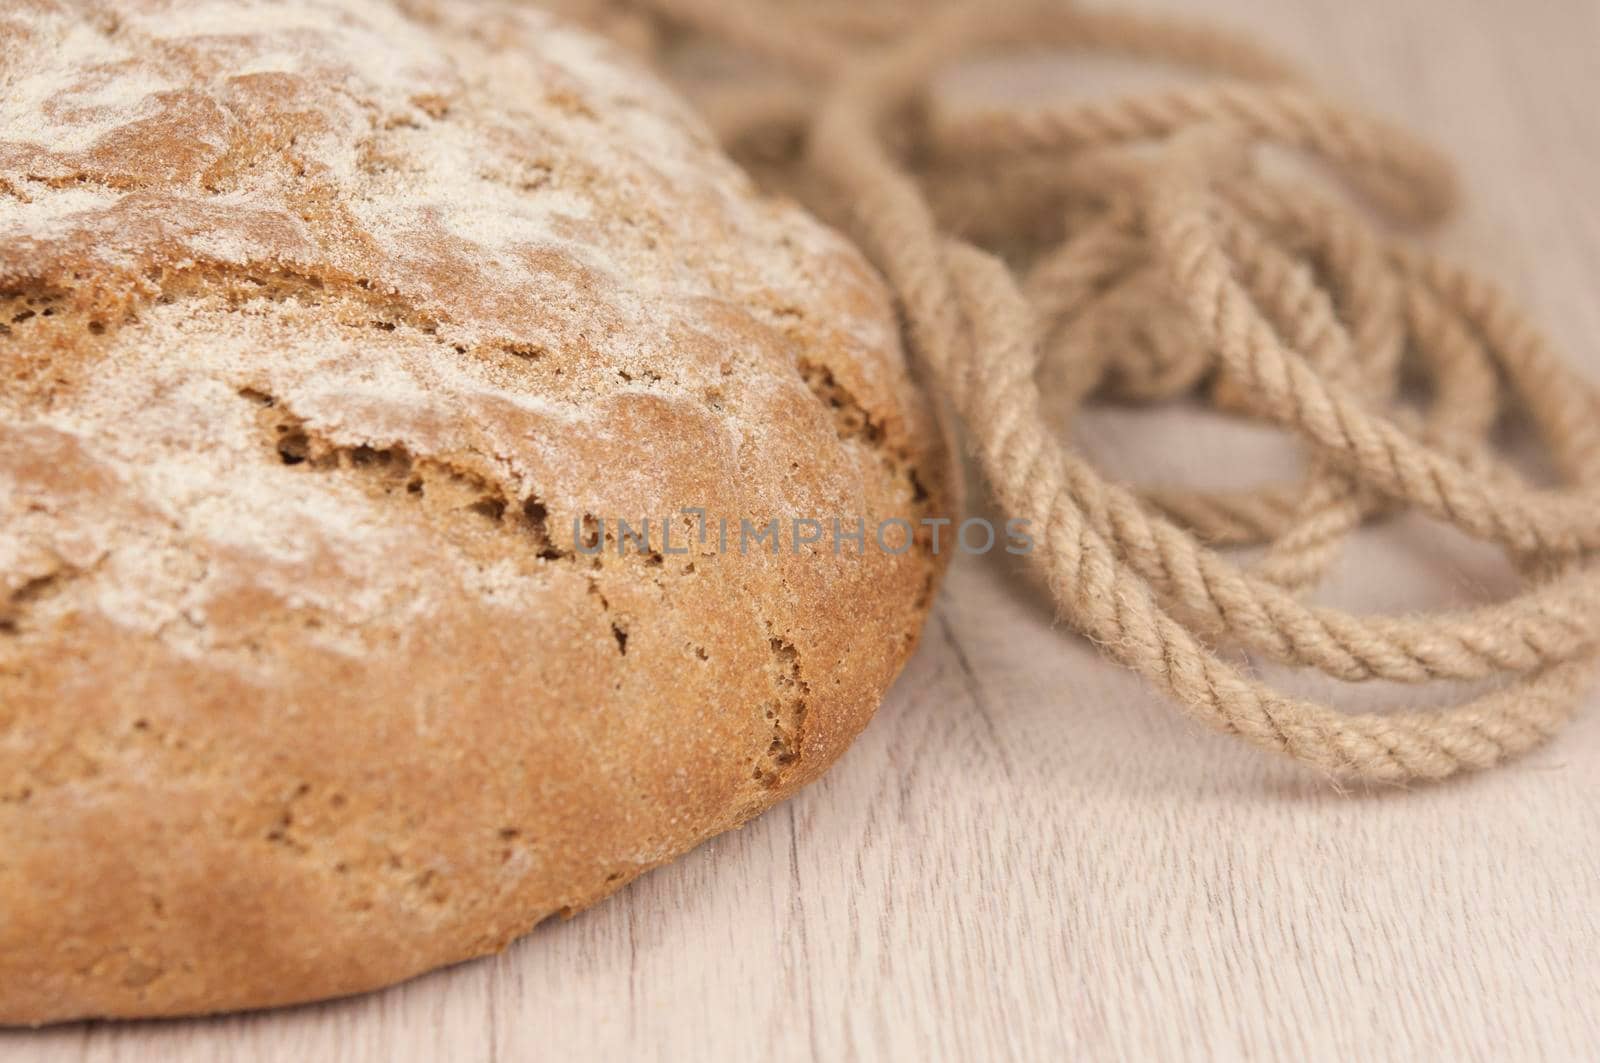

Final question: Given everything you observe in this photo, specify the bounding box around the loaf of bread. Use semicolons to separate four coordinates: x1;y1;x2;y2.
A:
0;0;949;1022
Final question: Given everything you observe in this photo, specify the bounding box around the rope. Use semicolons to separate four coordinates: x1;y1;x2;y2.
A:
563;0;1600;782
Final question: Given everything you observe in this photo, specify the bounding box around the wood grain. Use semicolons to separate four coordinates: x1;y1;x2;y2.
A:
5;0;1598;1057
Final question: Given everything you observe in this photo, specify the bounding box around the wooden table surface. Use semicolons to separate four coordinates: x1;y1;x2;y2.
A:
7;0;1599;1058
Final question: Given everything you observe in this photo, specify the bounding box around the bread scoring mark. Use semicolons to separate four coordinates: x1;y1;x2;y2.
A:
0;256;615;416
797;356;884;446
753;630;810;787
148;264;448;338
238;384;573;564
790;346;944;571
235;386;681;677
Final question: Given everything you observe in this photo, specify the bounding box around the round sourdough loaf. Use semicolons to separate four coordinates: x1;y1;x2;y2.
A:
0;0;949;1023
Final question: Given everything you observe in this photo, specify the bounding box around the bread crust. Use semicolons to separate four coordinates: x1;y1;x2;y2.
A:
0;0;949;1022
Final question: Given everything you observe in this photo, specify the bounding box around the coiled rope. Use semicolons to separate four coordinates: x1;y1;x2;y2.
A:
564;0;1600;782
